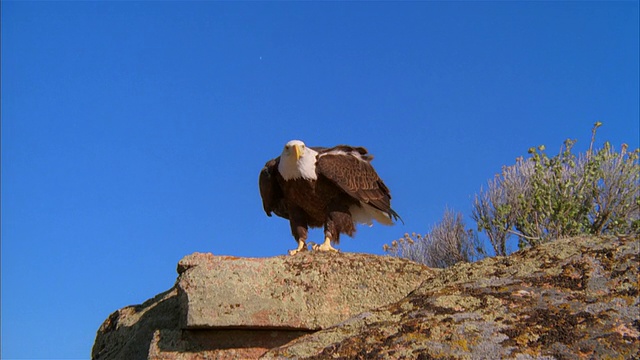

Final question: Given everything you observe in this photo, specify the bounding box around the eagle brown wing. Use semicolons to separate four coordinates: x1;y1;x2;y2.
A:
315;146;400;221
259;157;289;219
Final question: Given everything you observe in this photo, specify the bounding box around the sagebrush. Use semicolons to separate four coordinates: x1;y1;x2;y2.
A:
386;123;639;265
383;208;484;268
473;122;639;255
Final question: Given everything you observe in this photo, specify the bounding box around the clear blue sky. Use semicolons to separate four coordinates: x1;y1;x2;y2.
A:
2;1;638;358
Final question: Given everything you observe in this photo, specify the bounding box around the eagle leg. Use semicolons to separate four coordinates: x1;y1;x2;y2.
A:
312;236;339;252
288;238;307;256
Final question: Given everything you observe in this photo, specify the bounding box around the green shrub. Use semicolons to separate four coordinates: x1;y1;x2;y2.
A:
389;123;638;265
472;122;639;255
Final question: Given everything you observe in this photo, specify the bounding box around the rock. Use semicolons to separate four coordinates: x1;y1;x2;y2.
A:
92;288;180;360
177;252;431;331
92;251;430;359
263;235;640;359
93;235;639;359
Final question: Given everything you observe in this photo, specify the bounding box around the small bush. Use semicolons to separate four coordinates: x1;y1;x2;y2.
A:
472;122;639;255
384;208;485;268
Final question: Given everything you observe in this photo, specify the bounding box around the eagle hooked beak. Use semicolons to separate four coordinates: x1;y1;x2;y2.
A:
293;144;303;160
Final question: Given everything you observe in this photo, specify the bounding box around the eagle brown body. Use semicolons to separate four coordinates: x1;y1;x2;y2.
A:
259;141;401;254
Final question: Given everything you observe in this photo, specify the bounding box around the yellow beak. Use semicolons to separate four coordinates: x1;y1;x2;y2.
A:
293;144;302;160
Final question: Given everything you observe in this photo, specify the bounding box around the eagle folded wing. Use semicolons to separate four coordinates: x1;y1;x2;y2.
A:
259;158;289;219
315;152;393;214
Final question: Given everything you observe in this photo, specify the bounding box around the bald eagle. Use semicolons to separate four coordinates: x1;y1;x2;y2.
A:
259;140;402;255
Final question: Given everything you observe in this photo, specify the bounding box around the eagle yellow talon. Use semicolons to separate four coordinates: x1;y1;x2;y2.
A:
288;239;307;256
312;237;339;252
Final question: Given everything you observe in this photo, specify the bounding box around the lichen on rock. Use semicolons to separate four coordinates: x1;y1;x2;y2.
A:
92;235;639;360
263;235;640;359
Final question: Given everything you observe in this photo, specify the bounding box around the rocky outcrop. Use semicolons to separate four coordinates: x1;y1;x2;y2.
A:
264;235;640;359
93;235;639;359
92;287;180;360
92;252;430;359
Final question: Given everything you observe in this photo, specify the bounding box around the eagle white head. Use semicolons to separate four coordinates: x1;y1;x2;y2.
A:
278;140;319;181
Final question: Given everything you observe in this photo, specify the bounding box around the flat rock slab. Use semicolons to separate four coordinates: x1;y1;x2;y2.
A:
176;251;431;331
